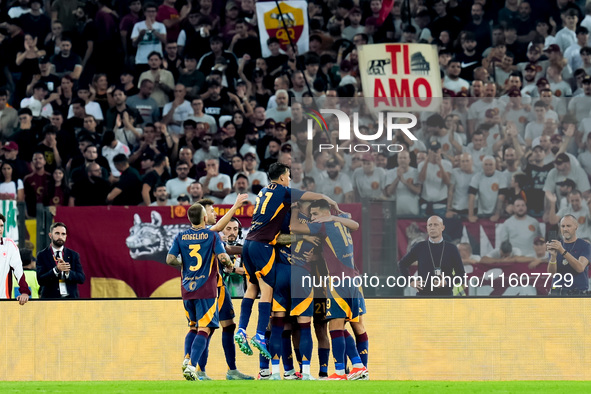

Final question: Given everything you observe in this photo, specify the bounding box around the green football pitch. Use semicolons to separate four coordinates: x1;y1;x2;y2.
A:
1;381;591;393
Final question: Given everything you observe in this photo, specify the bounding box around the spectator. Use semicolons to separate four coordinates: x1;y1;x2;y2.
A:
192;133;219;165
138;52;175;108
157;0;191;43
458;242;481;264
188;181;204;203
218;138;238;177
0;90;18;139
447;153;474;218
352;152;386;200
141;153;171;205
418;141;452;216
149;183;173;206
1;142;31;181
480;240;534;263
319;158;354;204
36;124;61;173
162;41;182;82
51;0;78;33
131;2;167;67
222;173;257;205
101;131;131;178
47;167;69;207
468;156;507;222
188;97;217;134
265;90;291;123
23;152;51;216
120;0;143;68
199;158;231;204
11;108;43;162
555;7;579;53
166;160;195;200
127;79;160;125
49;35;82;80
106;154;143;206
0;162;24;203
197;35;239;85
548;190;591;240
177;54;205;96
443;59;470;95
498;198;541;257
20;82;53;119
178;13;212;61
564;26;589;72
67;86;103;122
385;151;420;215
228;18;261;59
544;153;591;200
162;84;192;135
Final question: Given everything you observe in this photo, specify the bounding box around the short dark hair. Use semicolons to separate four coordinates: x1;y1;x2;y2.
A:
153;153;167;167
235;173;249;183
309;199;330;212
113;154;128;164
0;213;5;225
187;203;205;225
197;198;215;208
267;37;280;46
268;162;290;181
50;222;67;233
147;51;162;60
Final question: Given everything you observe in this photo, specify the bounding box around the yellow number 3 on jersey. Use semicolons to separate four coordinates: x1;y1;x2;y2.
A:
188;244;203;271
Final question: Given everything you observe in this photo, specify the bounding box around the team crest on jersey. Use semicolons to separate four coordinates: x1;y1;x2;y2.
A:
125;211;190;263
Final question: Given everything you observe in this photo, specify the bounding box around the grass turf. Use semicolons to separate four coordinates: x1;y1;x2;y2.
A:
1;381;591;393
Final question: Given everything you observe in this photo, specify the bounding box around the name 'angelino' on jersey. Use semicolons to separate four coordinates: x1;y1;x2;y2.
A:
182;233;210;241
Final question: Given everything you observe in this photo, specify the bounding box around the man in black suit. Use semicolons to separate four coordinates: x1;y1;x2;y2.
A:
36;222;85;299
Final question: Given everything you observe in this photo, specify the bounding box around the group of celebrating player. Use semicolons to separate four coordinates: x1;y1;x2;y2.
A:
167;163;370;381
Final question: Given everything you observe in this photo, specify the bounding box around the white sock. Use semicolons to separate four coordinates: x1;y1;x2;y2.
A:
303;364;311;375
336;368;345;375
272;361;281;375
353;362;364;369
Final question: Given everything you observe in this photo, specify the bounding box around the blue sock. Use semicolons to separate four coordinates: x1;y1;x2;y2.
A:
356;332;369;368
239;298;255;330
294;348;302;372
190;331;209;368
197;331;213;371
222;324;237;370
344;330;363;366
299;322;313;373
270;316;284;362
256;302;272;336
330;330;346;374
281;330;294;371
259;330;271;369
318;348;330;375
184;330;197;359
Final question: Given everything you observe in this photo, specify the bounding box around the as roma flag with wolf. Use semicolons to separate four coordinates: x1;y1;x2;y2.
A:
256;1;309;57
54;206;254;298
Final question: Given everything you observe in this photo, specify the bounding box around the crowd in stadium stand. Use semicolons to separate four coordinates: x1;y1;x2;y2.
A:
1;0;591;259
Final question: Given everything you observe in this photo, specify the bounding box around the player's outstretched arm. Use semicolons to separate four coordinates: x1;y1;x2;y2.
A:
209;193;249;232
290;207;311;234
218;252;233;268
225;245;243;255
313;214;359;231
166;254;181;267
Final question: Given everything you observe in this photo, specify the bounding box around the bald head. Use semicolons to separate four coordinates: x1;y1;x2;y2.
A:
426;216;445;241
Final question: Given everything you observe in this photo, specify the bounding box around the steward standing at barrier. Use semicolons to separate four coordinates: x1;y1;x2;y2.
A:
398;216;464;296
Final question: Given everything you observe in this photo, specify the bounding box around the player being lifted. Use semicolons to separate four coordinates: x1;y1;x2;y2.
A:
166;203;233;381
290;199;369;380
234;163;339;359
